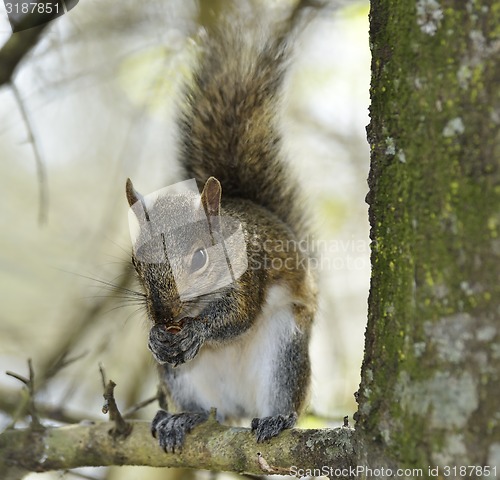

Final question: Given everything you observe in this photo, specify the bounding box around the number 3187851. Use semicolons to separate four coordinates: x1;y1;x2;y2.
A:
5;2;60;14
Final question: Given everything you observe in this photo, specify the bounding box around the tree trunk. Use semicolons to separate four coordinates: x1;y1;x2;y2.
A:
356;0;500;474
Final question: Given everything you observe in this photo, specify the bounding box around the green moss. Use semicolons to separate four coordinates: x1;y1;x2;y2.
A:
358;0;500;469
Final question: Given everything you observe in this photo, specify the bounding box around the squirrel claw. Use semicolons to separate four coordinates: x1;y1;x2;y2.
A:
151;410;208;453
251;412;297;443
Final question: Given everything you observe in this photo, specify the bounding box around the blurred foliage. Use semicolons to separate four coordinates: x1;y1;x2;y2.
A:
0;1;370;478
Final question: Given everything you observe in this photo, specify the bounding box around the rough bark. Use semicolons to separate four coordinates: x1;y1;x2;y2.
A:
357;0;500;473
0;420;356;479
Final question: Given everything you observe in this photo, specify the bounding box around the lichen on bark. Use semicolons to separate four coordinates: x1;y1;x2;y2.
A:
357;0;500;471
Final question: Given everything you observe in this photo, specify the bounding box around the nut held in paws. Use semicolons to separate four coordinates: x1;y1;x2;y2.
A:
164;317;193;334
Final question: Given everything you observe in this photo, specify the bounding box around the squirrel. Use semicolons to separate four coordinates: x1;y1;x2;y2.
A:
125;11;317;453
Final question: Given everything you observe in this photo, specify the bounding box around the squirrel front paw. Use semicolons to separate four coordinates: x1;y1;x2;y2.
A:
251;412;297;442
151;410;208;453
148;322;204;366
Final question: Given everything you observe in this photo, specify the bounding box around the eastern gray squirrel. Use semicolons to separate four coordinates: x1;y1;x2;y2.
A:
125;11;317;453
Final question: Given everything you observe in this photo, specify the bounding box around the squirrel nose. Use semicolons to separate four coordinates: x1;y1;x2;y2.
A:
151;301;183;325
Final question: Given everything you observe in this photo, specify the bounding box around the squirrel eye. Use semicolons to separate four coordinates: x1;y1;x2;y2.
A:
190;247;207;273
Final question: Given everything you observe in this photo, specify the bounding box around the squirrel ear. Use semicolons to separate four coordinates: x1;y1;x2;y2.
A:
126;178;151;223
126;178;143;208
201;177;222;217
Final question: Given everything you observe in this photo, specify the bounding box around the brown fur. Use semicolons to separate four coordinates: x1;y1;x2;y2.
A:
178;24;308;240
129;15;318;449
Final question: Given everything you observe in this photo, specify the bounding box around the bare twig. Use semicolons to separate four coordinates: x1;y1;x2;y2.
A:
123;394;159;419
5;267;135;429
5;372;29;385
44;350;89;384
3;351;90;428
39;267;135;380
1;385;103;425
98;363;107;391
11;82;49;225
5;359;44;431
99;368;132;439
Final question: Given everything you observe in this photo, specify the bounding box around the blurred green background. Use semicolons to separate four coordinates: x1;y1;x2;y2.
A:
0;0;370;478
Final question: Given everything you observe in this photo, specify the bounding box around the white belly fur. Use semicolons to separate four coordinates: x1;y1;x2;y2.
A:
168;284;298;419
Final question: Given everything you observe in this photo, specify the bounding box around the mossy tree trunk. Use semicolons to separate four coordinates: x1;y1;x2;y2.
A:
356;0;500;473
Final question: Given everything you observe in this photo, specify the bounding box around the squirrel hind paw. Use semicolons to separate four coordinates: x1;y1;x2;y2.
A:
151;410;208;453
251;412;297;443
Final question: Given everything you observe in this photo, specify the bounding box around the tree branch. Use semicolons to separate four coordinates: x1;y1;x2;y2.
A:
0;421;356;478
0;10;56;87
99;366;133;438
0;386;98;425
11;75;49;224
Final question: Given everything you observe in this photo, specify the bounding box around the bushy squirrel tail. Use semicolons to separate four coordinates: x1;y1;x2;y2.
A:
178;17;307;239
